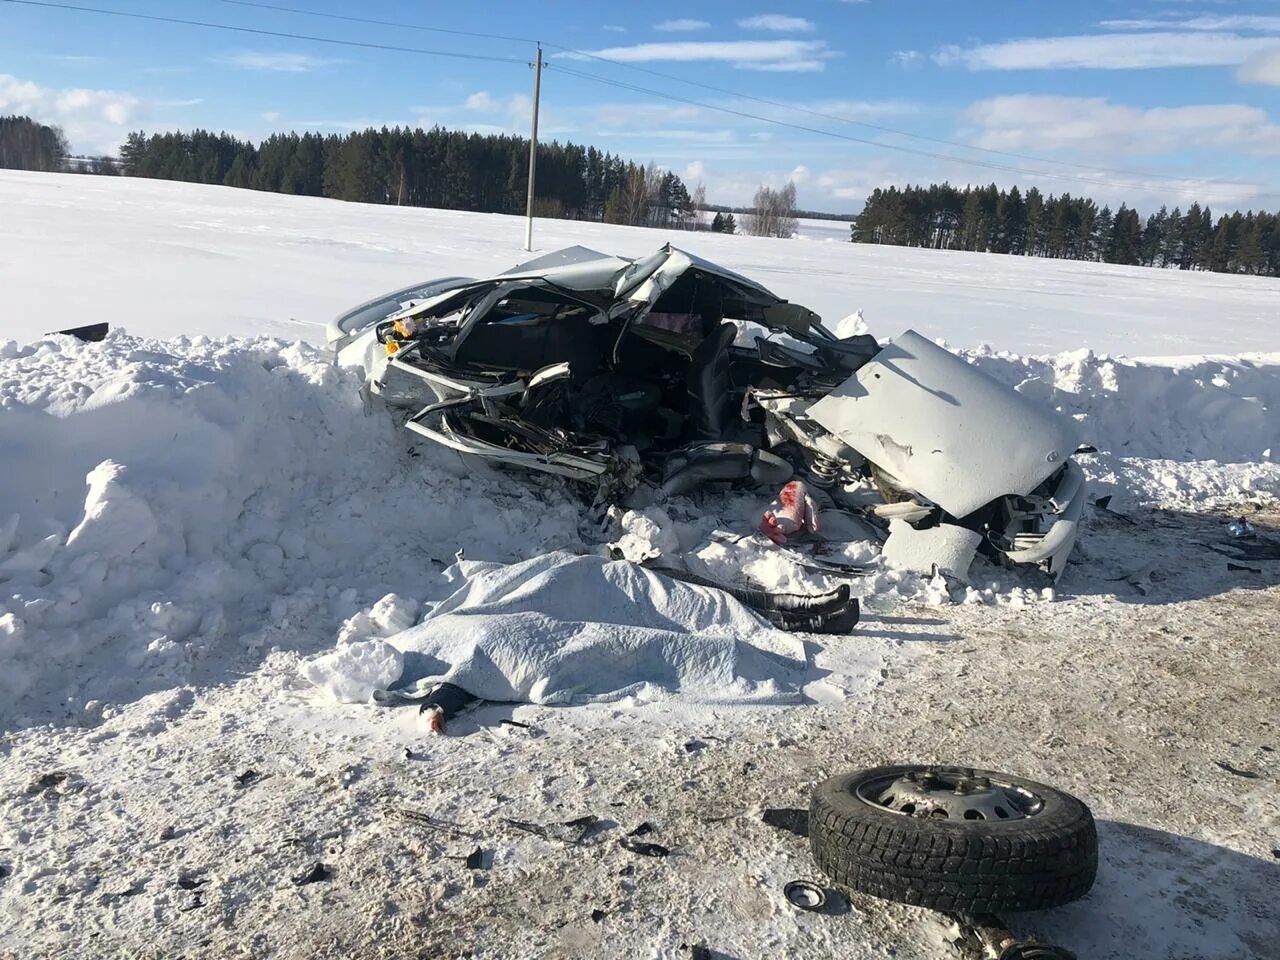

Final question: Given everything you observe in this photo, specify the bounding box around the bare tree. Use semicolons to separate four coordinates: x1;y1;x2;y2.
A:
743;180;799;238
618;165;651;226
689;181;706;230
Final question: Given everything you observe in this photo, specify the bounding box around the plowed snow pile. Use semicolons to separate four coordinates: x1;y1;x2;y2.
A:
2;326;1276;724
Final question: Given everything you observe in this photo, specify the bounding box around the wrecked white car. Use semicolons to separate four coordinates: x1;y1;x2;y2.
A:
328;244;1085;579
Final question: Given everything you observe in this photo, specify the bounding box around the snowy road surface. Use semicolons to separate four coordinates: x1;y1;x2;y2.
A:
1;172;1278;959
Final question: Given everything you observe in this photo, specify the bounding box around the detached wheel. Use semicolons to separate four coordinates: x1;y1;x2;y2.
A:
809;765;1097;914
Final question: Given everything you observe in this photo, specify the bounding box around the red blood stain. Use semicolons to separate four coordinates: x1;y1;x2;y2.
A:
779;482;799;509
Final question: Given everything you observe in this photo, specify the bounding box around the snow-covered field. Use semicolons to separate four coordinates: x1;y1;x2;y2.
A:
1;171;1278;959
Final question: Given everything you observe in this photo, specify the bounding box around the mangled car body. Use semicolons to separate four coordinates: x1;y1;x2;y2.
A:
328;245;1084;578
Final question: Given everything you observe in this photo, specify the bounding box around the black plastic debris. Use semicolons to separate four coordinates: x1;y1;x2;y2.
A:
590;908;607;924
48;322;109;343
619;837;669;858
683;739;707;754
1075;444;1098;454
1272;849;1279;860
499;719;531;729
465;847;486;870
627;822;655;838
689;946;712;960
1227;562;1263;574
1214;760;1261;779
403;747;413;760
1091;495;1135;525
762;808;809;838
178;893;205;912
505;814;599;845
176;875;205;890
0;865;10;881
293;862;331;886
233;769;260;788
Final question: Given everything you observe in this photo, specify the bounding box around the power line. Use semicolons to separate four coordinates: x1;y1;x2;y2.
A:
547;62;1272;202
194;0;1252;187
211;0;533;46
0;0;530;64
541;42;1220;185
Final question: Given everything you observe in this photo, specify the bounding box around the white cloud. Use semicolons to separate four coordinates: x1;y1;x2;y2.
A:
464;91;498;111
0;73;144;153
1100;16;1280;33
962;94;1280;158
935;32;1278;70
557;40;837;72
262;110;281;122
892;50;923;66
219;51;335;72
1238;49;1280;84
737;14;815;32
654;19;710;32
602;25;627;33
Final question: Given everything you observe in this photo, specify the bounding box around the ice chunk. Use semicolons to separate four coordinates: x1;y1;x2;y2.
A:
301;639;405;703
66;460;159;560
881;520;982;582
336;592;420;645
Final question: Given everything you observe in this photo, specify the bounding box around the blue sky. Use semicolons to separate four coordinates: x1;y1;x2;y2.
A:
3;0;1280;212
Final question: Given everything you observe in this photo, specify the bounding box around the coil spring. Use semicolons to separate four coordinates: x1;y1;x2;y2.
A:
806;451;840;488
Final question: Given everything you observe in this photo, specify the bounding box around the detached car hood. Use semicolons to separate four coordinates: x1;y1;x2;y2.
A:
807;330;1080;517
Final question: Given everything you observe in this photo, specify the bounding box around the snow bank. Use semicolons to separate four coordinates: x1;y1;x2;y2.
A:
0;331;588;722
2;326;1276;722
961;346;1280;505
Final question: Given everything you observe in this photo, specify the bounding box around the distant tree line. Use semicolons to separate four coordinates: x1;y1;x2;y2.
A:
113;125;706;228
852;182;1280;276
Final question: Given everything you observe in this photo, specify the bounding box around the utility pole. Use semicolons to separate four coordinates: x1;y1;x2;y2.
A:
524;43;542;252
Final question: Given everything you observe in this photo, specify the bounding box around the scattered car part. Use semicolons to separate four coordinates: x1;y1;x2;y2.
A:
957;916;1078;960
48;321;109;342
1227;562;1262;574
505;815;599;845
618;837;669;858
1213;760;1260;779
881;519;984;582
332;245;1087;578
809;765;1097;913
293;862;331;886
783;879;828;912
1226;517;1256;538
465;847;486;870
627;822;655;837
1090;494;1134;525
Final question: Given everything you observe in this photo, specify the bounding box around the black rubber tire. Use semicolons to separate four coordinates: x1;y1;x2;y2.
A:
809;765;1097;914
